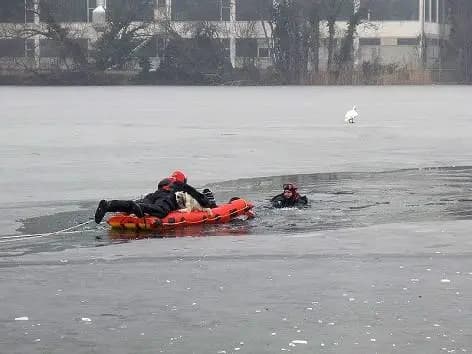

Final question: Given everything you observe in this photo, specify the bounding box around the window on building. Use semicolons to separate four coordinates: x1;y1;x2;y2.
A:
156;37;166;57
39;0;88;22
0;0;25;23
431;0;437;22
107;0;155;21
221;38;230;58
39;40;63;57
397;37;418;45
156;0;167;17
0;39;25;57
236;0;272;21
26;39;35;57
359;38;381;46
39;39;88;57
318;0;354;21
25;0;35;23
439;0;448;24
87;0;96;23
425;0;430;22
220;0;231;21
172;0;220;21
438;0;444;23
258;47;269;58
321;38;339;47
359;0;419;21
334;0;355;21
236;38;257;57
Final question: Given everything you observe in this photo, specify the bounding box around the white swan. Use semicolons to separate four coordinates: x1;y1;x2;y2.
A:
344;106;358;124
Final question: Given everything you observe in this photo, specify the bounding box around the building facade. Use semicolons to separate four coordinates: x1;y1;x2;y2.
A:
356;0;449;69
0;0;451;72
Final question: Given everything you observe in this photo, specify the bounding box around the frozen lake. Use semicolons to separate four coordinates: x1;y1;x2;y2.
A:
1;85;472;236
1;85;471;204
0;86;472;353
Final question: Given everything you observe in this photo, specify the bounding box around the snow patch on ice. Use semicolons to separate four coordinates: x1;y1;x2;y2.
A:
291;340;308;344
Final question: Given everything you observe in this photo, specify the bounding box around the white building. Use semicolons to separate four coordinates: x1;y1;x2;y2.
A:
0;0;451;72
354;0;450;69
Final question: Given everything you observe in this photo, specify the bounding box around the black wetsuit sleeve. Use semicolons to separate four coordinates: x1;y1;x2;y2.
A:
184;184;211;207
271;194;285;208
299;196;308;205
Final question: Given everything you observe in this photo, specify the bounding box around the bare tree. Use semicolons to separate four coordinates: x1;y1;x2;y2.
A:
21;1;89;71
306;0;322;73
2;0;158;76
91;0;157;71
335;6;363;72
270;0;309;83
268;0;327;83
156;21;230;83
321;0;350;71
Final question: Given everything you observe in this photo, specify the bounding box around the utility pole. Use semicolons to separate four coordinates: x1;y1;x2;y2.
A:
419;0;426;68
353;0;360;68
33;0;40;69
229;0;236;68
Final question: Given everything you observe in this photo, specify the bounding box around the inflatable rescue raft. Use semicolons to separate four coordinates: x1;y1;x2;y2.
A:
107;198;254;231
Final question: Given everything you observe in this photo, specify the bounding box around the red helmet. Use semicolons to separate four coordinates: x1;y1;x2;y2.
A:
171;170;187;183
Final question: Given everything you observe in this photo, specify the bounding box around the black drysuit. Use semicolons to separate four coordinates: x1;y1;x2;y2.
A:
105;179;211;218
270;194;308;209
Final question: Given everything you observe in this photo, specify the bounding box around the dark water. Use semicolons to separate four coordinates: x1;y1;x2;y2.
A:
2;166;471;257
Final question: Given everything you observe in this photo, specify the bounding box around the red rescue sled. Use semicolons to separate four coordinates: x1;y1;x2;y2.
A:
107;198;254;231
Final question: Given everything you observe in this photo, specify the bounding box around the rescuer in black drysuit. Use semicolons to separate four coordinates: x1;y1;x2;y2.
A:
270;183;308;208
94;170;217;224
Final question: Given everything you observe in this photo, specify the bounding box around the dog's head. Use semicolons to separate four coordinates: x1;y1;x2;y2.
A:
175;191;186;209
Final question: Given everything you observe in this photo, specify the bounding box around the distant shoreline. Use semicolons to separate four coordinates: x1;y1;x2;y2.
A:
1;67;465;86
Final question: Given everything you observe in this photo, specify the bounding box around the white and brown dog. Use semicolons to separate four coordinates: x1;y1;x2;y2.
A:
175;191;213;215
